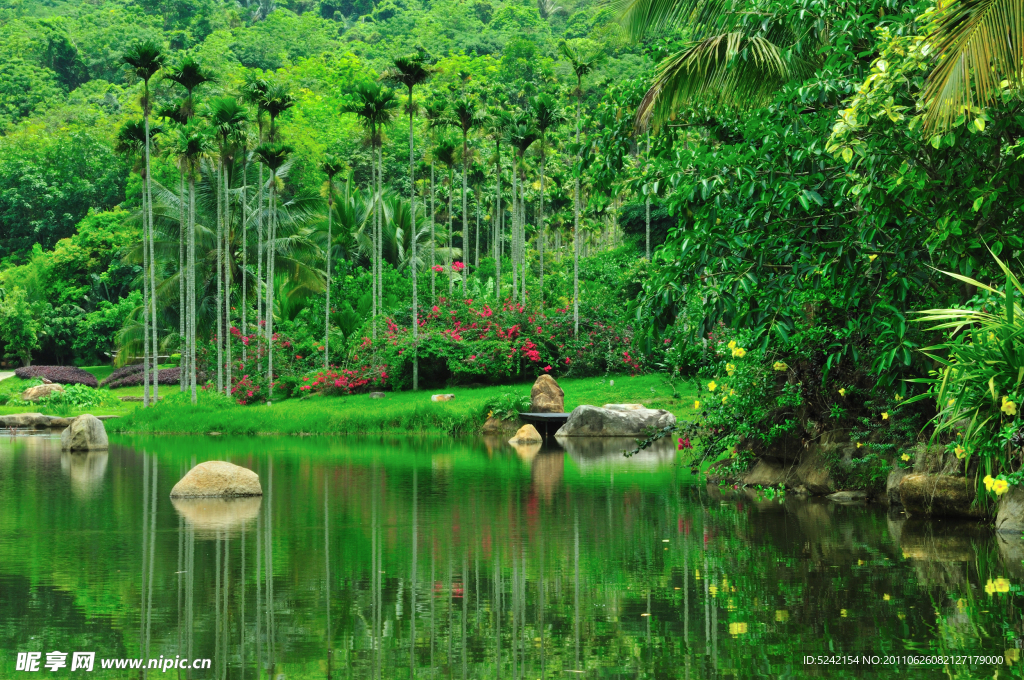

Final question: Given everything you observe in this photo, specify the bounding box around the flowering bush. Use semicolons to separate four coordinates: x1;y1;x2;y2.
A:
230;375;264;405
353;296;645;390
298;364;386;396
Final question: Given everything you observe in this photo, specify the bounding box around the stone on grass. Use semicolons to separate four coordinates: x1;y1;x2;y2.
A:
431;394;455;402
530;375;564;413
555;405;675;437
60;414;108;451
170;461;263;498
509;424;543;445
21;383;64;402
370;392;386;399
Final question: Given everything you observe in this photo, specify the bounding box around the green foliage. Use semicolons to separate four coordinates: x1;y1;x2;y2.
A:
35;383;120;415
0;288;40;367
483;391;530;420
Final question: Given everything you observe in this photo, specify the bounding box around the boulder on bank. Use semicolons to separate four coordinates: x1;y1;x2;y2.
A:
0;412;52;429
555;405;675;437
509;424;543;445
482;416;519;435
60;414;109;451
899;473;983;519
21;383;64;402
530;375;564;413
170;461;263;498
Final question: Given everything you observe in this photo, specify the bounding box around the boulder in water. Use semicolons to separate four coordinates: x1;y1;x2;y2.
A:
530;375;564;413
997;486;1024;534
555;405;675;437
899;473;983;519
509;424;543;444
170;461;263;498
60;414;109;451
22;383;64;402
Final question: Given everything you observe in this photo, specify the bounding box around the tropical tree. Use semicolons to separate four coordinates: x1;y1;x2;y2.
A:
468;163;488;268
253;143;293;401
320;155;345;368
452;96;481;294
484;107;511;297
121;40;164;406
423;99;450;300
240;72;270;333
382;55;432;391
507;113;539;306
531;92;565;306
434;135;460;295
559;39;602;333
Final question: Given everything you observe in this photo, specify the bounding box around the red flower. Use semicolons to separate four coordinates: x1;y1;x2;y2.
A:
432;265;444;273
543;365;552;372
452;261;465;271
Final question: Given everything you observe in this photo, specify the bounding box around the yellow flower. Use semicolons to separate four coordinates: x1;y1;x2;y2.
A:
984;475;995;491
901;454;910;462
707;381;717;392
775;610;789;622
1002;396;1017;416
729;388;736;396
773;361;788;371
883;594;890;601
726;362;736;375
838;388;847;397
988;332;996;342
956;598;967;612
856;442;863;448
882;412;889;420
709;585;718;597
732;347;747;358
868;254;878;262
722;396;728;404
947;399;955;407
693;400;701;409
728;622;748;635
954;445;965;459
840;609;848;618
894;393;904;402
727;340;737;349
995;578;1011;593
993;479;1010;496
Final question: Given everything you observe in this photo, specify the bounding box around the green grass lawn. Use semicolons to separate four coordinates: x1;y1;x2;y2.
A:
111;373;697;435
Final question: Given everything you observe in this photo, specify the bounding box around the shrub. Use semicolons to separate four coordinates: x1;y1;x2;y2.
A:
483;392;531;421
298;365;385;397
15;365;99;387
100;364;143;386
37;383;120;414
106;367;193;388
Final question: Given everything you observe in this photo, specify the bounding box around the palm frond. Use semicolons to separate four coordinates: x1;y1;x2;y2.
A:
608;0;727;40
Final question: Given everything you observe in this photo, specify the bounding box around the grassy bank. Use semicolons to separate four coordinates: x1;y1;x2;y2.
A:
110;374;696;435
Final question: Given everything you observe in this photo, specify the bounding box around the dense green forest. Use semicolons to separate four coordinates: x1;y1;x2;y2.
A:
4;0;1024;494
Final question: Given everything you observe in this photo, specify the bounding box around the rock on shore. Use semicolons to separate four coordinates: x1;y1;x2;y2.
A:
60;414;109;451
530;375;564;413
170;461;263;498
555;405;675;437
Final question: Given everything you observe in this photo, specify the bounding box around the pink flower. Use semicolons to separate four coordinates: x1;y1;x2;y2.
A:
469;355;476;361
432;265;444;273
452;261;465;271
543;365;552;372
432;306;439;313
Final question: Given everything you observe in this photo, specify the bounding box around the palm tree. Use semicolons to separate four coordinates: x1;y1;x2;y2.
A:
263;83;295;143
122;40;164;407
434;136;460;295
467;163;488;268
209;97;249;394
253;143;293;402
507;114;539;305
452;96;481;295
560;40;602;334
382;55;432;391
320;155;345;369
423;99;450;301
241;72;270;334
484;107;511;298
531;93;565;307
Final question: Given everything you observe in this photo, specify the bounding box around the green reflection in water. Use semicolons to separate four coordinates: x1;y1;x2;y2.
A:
0;433;1022;679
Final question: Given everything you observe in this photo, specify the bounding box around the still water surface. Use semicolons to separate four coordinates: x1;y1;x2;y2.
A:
1;433;1022;679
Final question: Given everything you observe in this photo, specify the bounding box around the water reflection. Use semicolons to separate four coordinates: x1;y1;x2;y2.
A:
0;434;1022;679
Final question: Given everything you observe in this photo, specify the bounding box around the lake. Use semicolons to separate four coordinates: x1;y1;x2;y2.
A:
0;432;1021;678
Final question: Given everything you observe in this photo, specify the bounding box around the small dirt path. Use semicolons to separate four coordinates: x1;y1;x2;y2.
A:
0;372;14;381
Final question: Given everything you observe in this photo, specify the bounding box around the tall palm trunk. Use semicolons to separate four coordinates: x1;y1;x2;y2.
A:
216;157;224;393
242;154;248;365
461;137;468;295
179;170;186;392
645;132;651;260
142;165;151;408
511;163;518;300
573;81;582;335
447;166;454;296
370;138;378;341
324;179;332;370
257;163;264;349
539;147;546;307
265;180;277;401
475;188;480;270
224;162;233;395
378;146;384;315
408;100;419;392
494;147;501;299
520;167;527;307
430;164;436;301
148;161;158;403
189;172;197;403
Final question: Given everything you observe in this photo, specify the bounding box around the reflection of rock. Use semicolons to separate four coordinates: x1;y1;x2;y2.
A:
996;533;1024;579
22;384;64;401
511;441;541;463
530;375;564;413
60;451;108;498
558;435;675;471
170;461;262;497
60;414;108;451
827;490;867;503
509;424;542;444
899;519;985;587
531;453;564;502
996;486;1024;534
555;405;675;437
171;497;262;538
899;474;983;519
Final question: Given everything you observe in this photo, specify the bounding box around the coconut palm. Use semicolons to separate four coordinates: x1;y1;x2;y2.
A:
382;54;432;391
241;72;270;331
483;107;512;297
122;40;164;407
434;136;460;295
451;96;481;294
320;155;345;368
560;39;602;333
467;163;488;268
531;93;566;307
209;97;249;394
253;143;293;401
507;114;539;305
423;99;450;300
263;83;295;143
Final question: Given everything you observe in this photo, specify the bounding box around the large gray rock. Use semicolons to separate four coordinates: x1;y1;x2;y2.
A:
0;412;52;429
170;461;263;498
555;405;675;437
21;383;64;402
741;459;796;487
899;473;983;519
996;486;1024;534
530;375;564;413
60;414;109;451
